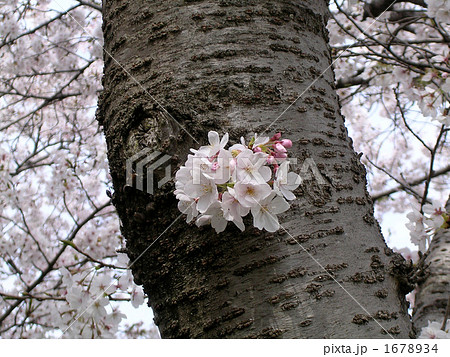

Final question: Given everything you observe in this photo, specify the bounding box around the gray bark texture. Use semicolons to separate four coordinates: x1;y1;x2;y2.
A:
413;196;450;333
97;0;413;338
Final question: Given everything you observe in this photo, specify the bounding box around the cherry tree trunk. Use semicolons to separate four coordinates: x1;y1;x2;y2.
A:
98;0;412;338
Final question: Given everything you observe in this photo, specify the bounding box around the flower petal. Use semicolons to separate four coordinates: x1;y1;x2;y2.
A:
208;131;220;146
270;196;290;214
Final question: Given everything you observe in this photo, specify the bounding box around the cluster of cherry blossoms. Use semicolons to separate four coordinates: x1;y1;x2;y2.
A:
56;254;146;338
419;320;450;339
174;131;301;233
425;0;450;24
406;202;449;253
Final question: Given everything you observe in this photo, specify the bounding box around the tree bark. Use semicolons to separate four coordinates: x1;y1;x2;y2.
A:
413;196;450;333
98;0;412;338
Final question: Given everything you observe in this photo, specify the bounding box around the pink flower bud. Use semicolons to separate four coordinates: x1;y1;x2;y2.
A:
274;152;287;158
267;155;276;164
253;146;262;153
274;143;287;153
270;132;282;141
281;139;292;148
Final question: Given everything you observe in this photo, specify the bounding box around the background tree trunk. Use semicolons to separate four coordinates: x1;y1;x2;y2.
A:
98;0;412;338
413;196;450;333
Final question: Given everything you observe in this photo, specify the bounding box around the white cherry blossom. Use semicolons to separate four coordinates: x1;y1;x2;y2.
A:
419;320;450;339
131;286;145;308
235;149;271;184
87;296;109;320
423;202;446;228
251;134;270;148
91;274;116;295
197;131;229;157
234;181;272;208
183;173;218;213
405;201;449;253
177;194;199;223
273;161;301;200
251;193;290;232
195;201;228;233
221;188;249;231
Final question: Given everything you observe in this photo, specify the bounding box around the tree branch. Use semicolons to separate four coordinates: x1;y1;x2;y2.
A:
371;164;450;202
77;0;102;12
363;0;427;20
0;201;111;327
0;5;82;49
